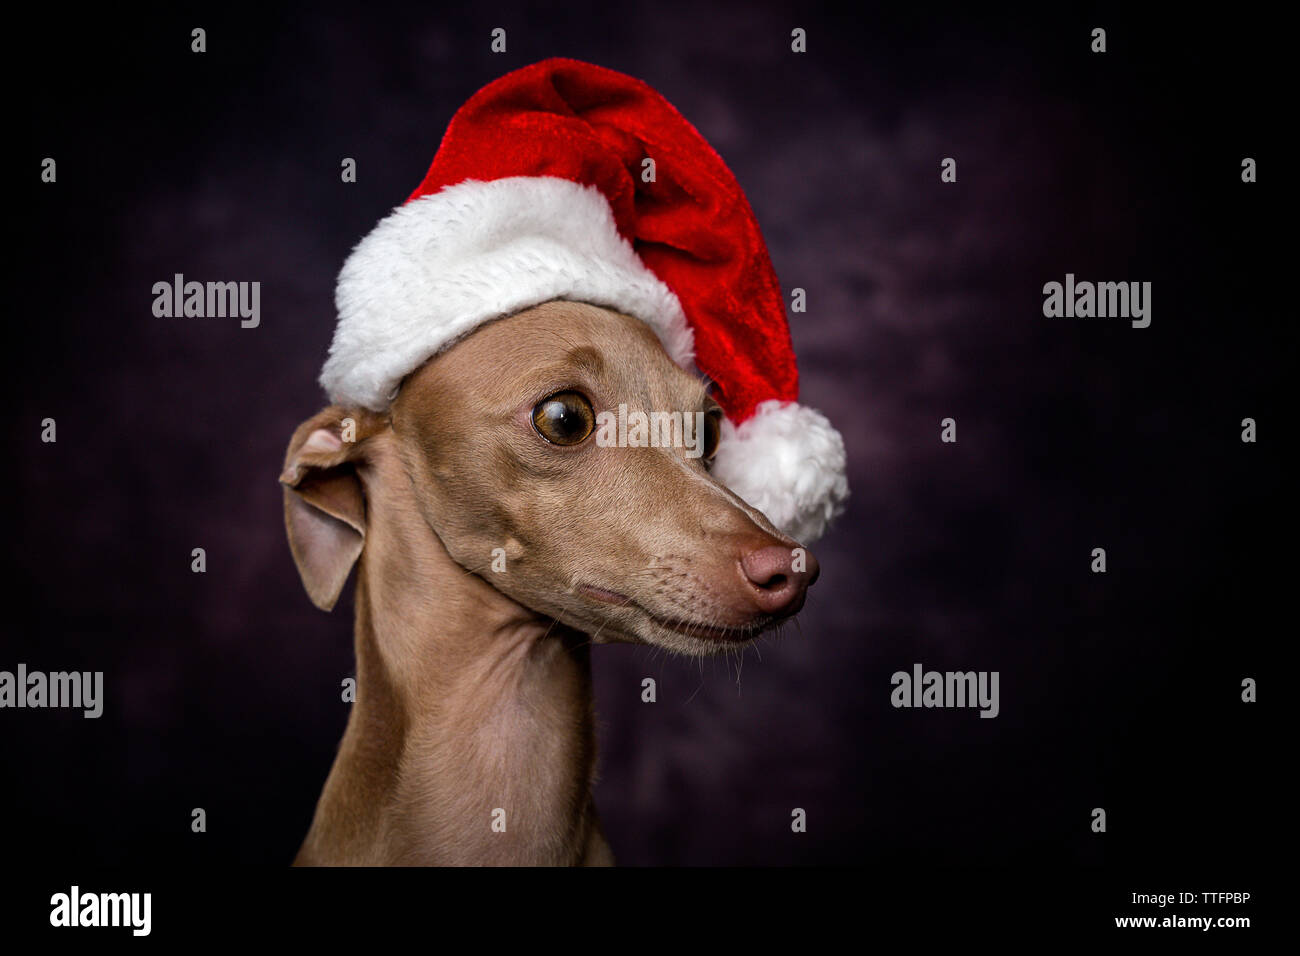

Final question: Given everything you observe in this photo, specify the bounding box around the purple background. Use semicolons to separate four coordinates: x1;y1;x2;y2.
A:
6;4;1280;867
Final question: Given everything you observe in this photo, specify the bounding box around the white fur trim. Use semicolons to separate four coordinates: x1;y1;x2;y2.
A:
322;176;695;410
710;399;849;543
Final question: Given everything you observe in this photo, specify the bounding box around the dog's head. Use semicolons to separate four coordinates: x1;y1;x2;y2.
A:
282;300;818;656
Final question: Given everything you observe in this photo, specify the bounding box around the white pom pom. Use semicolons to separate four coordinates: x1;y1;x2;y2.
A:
710;399;849;543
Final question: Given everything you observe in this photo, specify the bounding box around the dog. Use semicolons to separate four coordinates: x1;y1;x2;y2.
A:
281;300;820;865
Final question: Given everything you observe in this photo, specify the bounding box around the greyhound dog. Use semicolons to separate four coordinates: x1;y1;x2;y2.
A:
281;300;820;865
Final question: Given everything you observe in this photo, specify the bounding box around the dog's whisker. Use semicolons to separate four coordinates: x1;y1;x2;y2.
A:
685;674;706;704
538;615;561;644
544;327;583;353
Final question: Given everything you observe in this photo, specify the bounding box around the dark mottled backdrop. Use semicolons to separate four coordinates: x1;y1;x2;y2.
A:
6;3;1281;870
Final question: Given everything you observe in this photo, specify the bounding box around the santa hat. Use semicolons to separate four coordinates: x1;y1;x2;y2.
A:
321;58;848;543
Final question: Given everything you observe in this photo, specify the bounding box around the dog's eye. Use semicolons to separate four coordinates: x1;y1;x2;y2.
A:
532;391;595;446
702;409;723;462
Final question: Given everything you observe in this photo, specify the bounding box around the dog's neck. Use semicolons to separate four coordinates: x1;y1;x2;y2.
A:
294;441;610;865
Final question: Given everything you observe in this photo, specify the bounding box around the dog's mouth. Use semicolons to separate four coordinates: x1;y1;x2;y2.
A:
577;584;770;645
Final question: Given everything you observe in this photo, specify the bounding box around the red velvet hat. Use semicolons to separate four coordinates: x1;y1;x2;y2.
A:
321;58;847;541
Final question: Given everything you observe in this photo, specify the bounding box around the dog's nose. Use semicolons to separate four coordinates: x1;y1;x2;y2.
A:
739;544;820;616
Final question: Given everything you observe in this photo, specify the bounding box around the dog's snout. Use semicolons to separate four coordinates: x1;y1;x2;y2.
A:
739;544;819;616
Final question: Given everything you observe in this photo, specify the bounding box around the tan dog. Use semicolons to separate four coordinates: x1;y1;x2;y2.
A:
282;300;819;865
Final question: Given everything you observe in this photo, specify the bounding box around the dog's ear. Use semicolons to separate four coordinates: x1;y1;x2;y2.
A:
280;406;385;611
